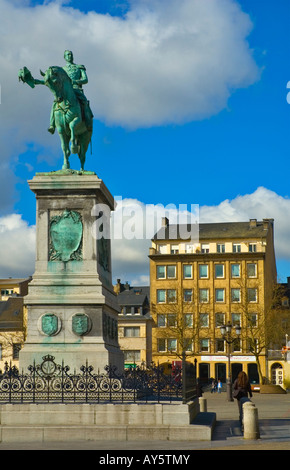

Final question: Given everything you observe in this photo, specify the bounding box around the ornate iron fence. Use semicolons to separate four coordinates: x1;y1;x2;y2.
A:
0;355;197;404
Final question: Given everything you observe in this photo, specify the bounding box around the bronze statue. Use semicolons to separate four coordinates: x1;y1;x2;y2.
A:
19;51;94;172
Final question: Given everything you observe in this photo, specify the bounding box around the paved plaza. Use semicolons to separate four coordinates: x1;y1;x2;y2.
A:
0;391;289;450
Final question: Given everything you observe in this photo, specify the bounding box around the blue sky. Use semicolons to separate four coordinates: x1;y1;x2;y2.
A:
1;0;290;284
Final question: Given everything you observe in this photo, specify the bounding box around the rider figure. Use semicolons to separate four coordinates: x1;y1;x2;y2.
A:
48;50;93;134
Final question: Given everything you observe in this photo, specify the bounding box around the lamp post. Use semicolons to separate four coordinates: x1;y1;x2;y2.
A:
220;321;241;401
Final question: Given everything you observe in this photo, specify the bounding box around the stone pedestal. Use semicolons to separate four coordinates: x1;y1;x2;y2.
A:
19;171;124;373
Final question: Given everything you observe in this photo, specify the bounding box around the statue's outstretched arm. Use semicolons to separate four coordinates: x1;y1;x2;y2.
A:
18;67;45;88
34;79;45;85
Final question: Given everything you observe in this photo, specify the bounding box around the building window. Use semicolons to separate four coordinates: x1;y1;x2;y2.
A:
157;289;177;303
157;265;176;279
249;243;257;252
247;263;257;278
216;339;225;352
199;288;209;303
247;338;258;353
13;344;21;360
184;314;193;327
167;314;177;327
200;338;210;352
158;338;166;352
157;289;166;303
158;338;178;353
1;289;14;296
167;338;177;352
232;339;241;352
201;243;209;253
124;327;140;337
170;244;179;254
248;288;258;303
199;264;208;278
157;314;166;327
184;339;193;352
231;264;240;278
183;289;193;302
231;288;241;302
232;313;241;327
124;350;141;362
217;243;225;253
215;264;224;278
158;244;168;254
233;243;241;253
167;289;177;303
200;313;209;327
215;313;225;327
185;244;195;253
215;288;225;303
167;265;177;279
157;265;166;279
183;264;193;279
248;313;258;328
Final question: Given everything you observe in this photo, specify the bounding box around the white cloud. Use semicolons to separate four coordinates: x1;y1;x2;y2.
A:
1;187;290;283
0;214;35;278
199;186;290;261
0;0;259;160
111;188;290;284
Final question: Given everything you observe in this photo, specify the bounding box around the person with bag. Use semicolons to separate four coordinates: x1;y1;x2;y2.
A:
233;371;252;428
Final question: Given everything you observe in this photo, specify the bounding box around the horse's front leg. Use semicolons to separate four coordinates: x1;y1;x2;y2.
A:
58;131;71;169
69;117;81;154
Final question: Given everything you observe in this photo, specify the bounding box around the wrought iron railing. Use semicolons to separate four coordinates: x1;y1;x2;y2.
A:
0;355;197;404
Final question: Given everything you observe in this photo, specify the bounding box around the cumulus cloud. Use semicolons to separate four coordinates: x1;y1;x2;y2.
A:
0;214;35;278
111;188;290;284
0;0;259;154
1;187;290;283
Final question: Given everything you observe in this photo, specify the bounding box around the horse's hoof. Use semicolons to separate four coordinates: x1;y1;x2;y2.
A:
62;163;70;170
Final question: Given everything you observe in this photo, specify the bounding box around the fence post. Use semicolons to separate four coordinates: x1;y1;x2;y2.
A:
182;352;186;404
243;401;260;439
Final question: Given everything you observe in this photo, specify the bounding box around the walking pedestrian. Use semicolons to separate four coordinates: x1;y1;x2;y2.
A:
233;371;252;429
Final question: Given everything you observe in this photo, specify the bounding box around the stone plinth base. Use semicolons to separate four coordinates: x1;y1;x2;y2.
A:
0;401;216;442
20;172;123;373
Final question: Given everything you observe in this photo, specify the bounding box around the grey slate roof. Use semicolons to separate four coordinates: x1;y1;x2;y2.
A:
153;220;273;241
0;297;24;330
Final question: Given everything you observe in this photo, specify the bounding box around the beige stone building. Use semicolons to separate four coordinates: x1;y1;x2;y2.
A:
0;279;30;370
115;280;152;368
149;218;277;384
0;278;29;301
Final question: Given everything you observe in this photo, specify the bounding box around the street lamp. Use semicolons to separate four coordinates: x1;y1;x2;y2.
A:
220;321;241;401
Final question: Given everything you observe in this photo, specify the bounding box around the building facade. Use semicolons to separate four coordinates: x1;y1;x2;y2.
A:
149;218;277;384
114;280;152;368
0;278;30;370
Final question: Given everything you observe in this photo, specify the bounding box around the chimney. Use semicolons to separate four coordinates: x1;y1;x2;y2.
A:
114;279;121;294
162;217;169;228
249;219;257;228
263;218;273;230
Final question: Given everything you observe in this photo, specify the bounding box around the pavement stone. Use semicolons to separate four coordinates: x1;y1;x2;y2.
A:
0;391;289;451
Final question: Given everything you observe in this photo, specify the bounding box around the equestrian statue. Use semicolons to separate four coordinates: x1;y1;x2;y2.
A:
18;51;94;172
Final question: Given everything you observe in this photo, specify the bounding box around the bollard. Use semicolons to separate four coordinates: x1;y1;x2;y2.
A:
199;397;207;412
243;401;260;439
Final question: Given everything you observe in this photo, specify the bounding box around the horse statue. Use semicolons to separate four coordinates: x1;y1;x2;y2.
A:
19;65;93;172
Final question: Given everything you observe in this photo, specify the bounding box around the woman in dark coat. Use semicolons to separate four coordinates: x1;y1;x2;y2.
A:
233;371;252;428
